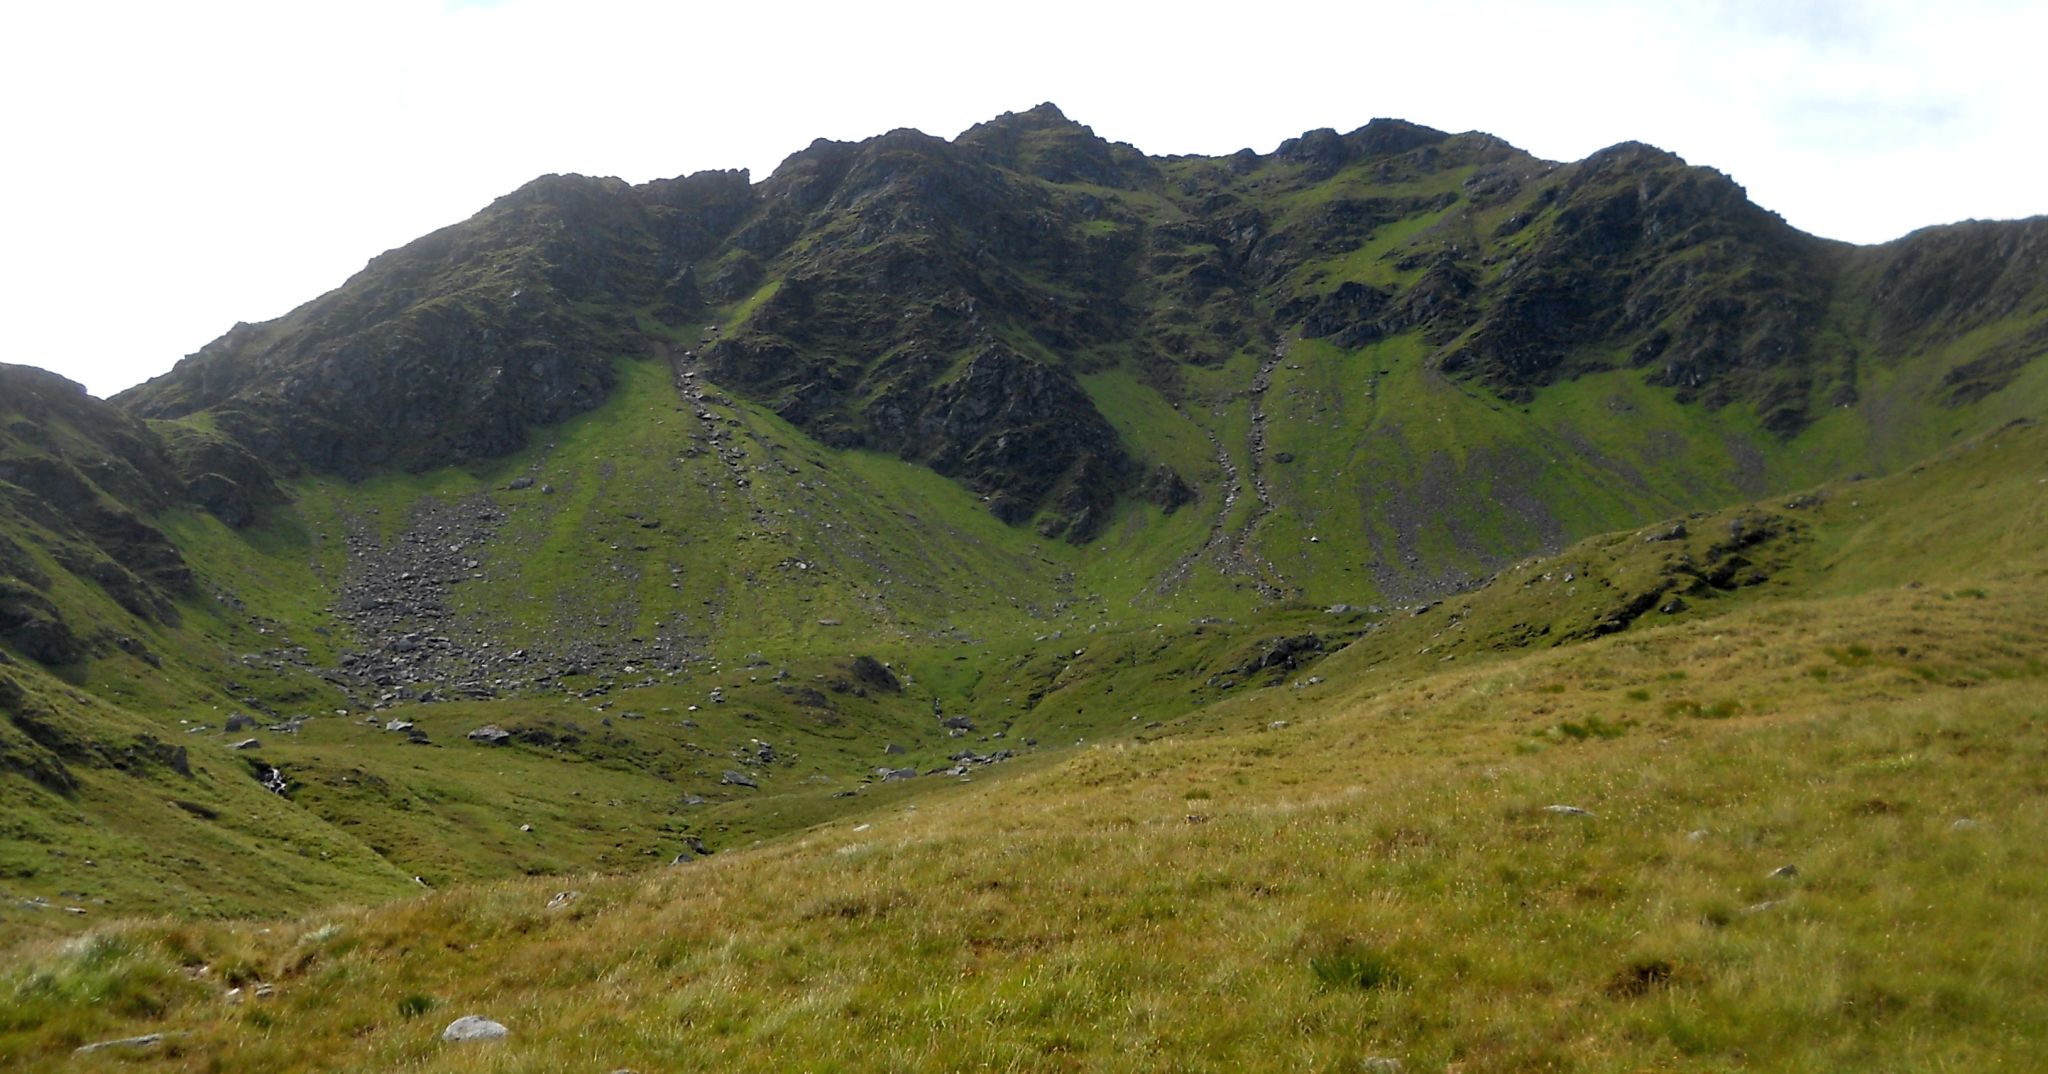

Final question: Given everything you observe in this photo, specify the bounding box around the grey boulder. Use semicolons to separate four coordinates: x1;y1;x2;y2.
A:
442;1015;508;1042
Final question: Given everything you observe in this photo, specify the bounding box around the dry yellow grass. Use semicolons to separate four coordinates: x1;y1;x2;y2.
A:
8;570;2045;1073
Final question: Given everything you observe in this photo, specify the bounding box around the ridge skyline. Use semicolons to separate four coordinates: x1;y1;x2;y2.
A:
24;97;2045;402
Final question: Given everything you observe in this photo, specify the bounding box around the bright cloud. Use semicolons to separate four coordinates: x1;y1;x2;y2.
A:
3;0;2042;397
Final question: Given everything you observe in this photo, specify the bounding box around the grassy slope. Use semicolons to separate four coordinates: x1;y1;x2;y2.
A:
0;673;418;924
7;297;2045;947
0;353;1370;946
8;138;2047;955
4;423;2043;1073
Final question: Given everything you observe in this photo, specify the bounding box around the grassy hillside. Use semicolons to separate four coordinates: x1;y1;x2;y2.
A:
6;109;2047;999
8;303;2047;947
4;421;2042;1072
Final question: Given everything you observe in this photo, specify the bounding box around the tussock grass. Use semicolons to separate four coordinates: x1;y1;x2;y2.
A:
8;569;2045;1071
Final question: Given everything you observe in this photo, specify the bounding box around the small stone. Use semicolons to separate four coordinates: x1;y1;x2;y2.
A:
228;738;261;750
721;769;757;788
1544;804;1593;816
1362;1060;1405;1074
74;1033;171;1056
1769;864;1800;879
1950;817;1980;831
442;1015;508;1043
546;890;581;910
467;725;511;746
1268;720;1288;730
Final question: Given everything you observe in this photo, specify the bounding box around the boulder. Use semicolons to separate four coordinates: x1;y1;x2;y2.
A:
467;725;511;746
442;1015;508;1043
1239;634;1323;673
848;654;901;693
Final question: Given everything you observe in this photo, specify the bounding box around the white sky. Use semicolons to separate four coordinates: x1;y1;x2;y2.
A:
4;0;2043;399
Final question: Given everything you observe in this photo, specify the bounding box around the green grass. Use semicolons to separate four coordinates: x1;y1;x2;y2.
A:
7;560;2044;1071
9;366;2045;949
5;412;2046;1071
724;278;783;330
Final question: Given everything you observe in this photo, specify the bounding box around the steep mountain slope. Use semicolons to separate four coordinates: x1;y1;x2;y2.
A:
112;105;2048;556
0;366;193;665
3;106;2047;945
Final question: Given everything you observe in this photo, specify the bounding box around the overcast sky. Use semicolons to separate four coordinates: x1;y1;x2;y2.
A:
4;0;2043;398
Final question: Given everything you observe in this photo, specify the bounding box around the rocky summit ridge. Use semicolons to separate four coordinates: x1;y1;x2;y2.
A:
110;104;2048;538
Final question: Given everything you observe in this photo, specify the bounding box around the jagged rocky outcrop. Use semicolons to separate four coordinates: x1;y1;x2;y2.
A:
98;104;2048;551
1441;143;1840;433
0;366;201;662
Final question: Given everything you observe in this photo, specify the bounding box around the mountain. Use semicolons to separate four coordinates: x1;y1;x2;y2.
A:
2;103;2046;967
111;105;2048;538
